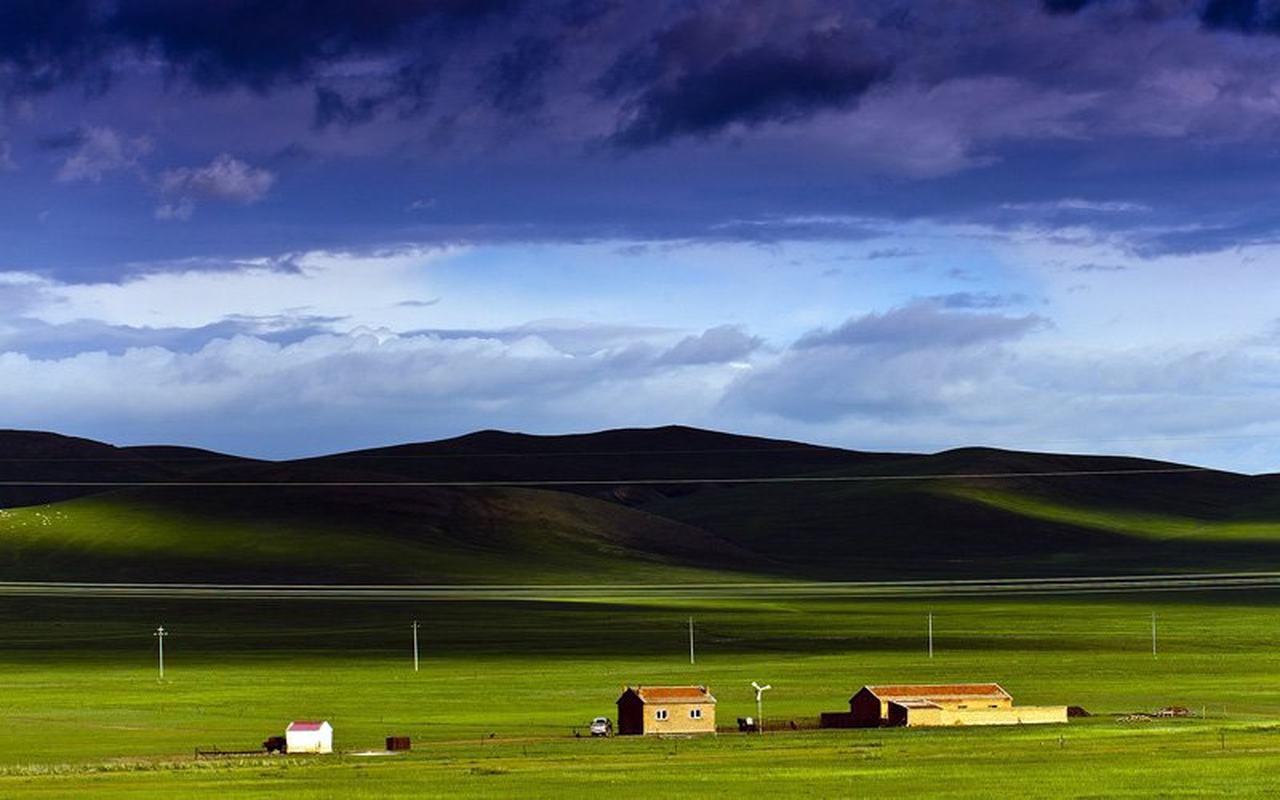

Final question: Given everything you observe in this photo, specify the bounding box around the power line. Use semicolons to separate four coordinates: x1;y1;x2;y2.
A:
0;466;1216;488
1;571;1279;599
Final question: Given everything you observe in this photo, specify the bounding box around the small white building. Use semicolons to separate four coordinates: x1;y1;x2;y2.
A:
285;720;333;754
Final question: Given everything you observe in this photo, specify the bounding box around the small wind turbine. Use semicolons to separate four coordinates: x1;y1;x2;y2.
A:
751;681;772;734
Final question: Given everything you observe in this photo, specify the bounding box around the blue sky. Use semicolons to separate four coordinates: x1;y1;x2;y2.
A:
2;0;1280;471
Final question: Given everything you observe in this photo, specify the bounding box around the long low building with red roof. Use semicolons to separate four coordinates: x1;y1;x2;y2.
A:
829;683;1066;728
616;686;717;735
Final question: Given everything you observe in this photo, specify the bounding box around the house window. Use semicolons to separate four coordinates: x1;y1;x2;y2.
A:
690;708;702;719
655;709;668;721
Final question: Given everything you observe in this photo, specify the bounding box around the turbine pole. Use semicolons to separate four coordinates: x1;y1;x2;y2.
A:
154;626;168;680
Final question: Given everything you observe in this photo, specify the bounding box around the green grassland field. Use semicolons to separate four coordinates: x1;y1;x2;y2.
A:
1;591;1279;797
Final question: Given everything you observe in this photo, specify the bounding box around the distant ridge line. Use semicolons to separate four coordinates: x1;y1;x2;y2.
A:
0;446;834;462
0;467;1212;487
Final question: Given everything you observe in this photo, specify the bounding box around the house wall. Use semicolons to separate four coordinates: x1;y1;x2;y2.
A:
617;694;645;736
849;689;884;727
285;728;333;753
639;702;717;735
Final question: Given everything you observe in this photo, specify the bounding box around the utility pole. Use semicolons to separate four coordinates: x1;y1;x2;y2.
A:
154;626;168;680
928;612;934;659
688;617;695;665
1151;612;1157;658
412;620;420;672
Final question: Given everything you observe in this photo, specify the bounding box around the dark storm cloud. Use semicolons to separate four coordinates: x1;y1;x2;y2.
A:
1200;0;1280;32
0;0;104;95
607;33;891;148
314;87;381;129
10;0;1280;269
313;59;442;129
1042;0;1097;13
482;36;561;114
0;0;515;96
107;0;514;91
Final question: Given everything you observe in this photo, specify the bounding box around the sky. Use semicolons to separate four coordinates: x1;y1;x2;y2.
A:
2;0;1280;471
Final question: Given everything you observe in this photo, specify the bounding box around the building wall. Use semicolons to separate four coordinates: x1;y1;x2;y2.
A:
617;694;646;736
617;695;717;735
640;702;717;735
890;704;943;727
938;706;1067;726
932;697;1013;712
884;706;1067;727
819;711;858;729
850;689;884;727
852;690;1013;725
285;728;333;753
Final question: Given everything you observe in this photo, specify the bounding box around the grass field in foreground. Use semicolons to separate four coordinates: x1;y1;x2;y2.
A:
1;592;1279;797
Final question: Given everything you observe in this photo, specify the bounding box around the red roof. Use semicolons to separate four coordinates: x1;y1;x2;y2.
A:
287;721;329;731
860;684;1010;700
621;686;716;704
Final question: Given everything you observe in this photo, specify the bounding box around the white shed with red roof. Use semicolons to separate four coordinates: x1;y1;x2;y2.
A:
285;720;333;754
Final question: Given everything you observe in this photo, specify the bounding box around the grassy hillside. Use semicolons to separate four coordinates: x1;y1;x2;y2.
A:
2;427;1279;582
0;483;764;584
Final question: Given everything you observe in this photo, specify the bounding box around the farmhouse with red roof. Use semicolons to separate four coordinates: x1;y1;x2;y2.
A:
616;686;717;735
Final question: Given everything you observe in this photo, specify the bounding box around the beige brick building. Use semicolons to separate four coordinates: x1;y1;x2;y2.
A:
616;686;717;735
847;683;1066;727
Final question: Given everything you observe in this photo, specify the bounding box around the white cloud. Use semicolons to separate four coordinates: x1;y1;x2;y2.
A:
155;153;275;219
722;303;1280;473
1001;199;1151;213
4;237;1280;470
19;248;448;331
0;325;749;457
158;154;275;203
658;324;763;365
992;226;1280;349
154;198;194;221
56;127;152;183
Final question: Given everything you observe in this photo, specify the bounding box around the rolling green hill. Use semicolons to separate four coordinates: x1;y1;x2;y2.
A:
1;427;1279;582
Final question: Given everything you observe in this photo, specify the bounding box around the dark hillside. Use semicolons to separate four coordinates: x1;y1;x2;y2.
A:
295;425;903;488
0;430;189;508
119;444;253;474
2;426;1279;582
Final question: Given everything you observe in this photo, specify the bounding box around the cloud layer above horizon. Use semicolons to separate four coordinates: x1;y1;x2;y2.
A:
2;1;1280;471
